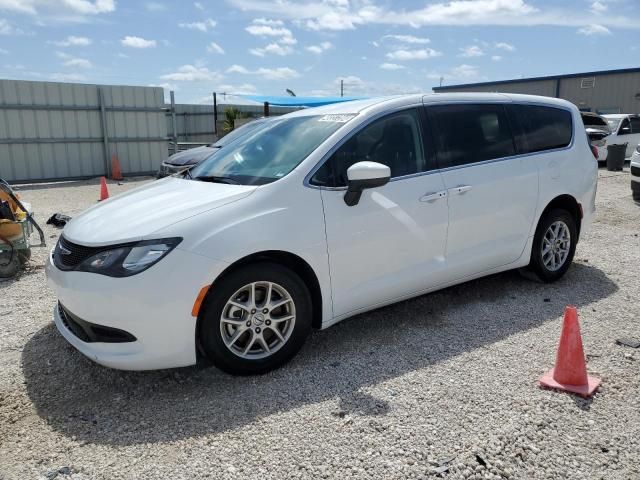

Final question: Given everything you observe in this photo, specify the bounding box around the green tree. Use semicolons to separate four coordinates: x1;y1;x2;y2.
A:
223;107;243;132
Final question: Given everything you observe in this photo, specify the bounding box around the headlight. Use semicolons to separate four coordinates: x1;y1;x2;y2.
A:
76;238;182;277
636;145;640;154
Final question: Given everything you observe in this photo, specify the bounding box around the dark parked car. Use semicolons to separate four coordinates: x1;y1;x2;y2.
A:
158;117;270;177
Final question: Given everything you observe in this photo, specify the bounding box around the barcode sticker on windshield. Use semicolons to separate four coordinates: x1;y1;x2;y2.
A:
318;114;356;123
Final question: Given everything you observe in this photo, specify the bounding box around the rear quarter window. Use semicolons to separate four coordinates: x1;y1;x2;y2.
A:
508;104;573;154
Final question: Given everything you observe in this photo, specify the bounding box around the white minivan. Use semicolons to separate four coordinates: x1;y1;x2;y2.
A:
46;93;598;374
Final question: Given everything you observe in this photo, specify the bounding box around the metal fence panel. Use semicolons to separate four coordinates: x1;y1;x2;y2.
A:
0;79;169;183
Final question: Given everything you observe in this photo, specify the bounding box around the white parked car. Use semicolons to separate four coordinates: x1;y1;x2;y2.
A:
602;114;640;160
631;144;640;203
46;93;597;374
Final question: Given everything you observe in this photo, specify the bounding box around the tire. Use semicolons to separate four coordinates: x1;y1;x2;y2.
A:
0;251;20;278
527;208;577;282
18;248;31;265
199;262;312;375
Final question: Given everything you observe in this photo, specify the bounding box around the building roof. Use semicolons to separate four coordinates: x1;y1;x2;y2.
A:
433;67;640;91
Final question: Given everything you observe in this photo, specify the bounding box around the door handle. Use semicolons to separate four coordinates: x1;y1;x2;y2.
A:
449;185;472;195
420;190;448;203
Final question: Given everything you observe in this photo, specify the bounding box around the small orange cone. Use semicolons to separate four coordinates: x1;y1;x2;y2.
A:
110;154;123;181
99;176;109;201
539;305;601;397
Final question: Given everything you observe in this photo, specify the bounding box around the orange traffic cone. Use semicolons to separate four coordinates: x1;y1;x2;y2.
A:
110;154;123;181
539;305;601;397
99;176;109;201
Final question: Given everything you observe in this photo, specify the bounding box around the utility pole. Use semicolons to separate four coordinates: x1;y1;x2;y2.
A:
213;92;218;136
340;79;344;97
439;76;444;87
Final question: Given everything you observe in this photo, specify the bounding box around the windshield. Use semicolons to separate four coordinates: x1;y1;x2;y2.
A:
190;114;354;185
606;118;621;131
211;118;268;148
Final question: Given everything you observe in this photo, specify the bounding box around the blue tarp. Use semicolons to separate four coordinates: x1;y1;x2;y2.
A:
237;95;365;107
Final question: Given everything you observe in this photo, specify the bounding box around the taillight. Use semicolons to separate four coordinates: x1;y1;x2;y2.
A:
590;145;599;159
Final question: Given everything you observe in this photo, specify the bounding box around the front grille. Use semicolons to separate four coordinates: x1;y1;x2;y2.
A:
58;303;136;343
53;236;103;271
631;165;640;177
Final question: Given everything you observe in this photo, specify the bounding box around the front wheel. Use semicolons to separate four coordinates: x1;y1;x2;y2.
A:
199;262;312;375
527;209;577;282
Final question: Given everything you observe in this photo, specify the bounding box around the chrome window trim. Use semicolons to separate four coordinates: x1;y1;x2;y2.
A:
304;100;576;191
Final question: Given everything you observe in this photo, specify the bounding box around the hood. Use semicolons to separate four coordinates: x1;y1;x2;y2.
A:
63;177;256;246
166;146;219;166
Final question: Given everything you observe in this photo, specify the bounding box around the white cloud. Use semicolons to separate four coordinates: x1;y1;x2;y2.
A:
160;64;222;81
590;1;607;14
578;24;611;36
149;82;177;91
252;18;283;26
226;64;299;80
427;64;482;84
245;23;292;38
494;41;515;51
194;2;204;10
226;64;250;74
63;57;92;68
56;51;92;67
305;41;333;54
491;55;502;61
459;45;484;57
246;18;296;56
379;62;405;70
207;41;225;54
50;35;92;46
216;83;257;94
0;18;23;35
145;2;166;11
179;18;216;32
50;72;87;82
1;0;115;16
451;64;479;78
121;35;157;48
250;42;294;56
227;0;638;30
385;48;442;61
382;34;430;44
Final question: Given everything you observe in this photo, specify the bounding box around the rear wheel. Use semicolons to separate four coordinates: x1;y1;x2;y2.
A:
199;262;312;375
527;209;577;282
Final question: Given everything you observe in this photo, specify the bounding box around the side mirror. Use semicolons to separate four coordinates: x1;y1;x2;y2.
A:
344;161;391;206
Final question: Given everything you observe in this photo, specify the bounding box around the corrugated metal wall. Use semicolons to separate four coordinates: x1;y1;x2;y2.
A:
437;79;558;97
168;103;300;145
434;72;640;114
0;79;168;183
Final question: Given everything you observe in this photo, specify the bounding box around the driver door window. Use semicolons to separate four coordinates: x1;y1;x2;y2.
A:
311;109;426;187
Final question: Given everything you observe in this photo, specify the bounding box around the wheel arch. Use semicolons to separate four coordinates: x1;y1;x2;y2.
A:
538;194;582;239
195;250;324;361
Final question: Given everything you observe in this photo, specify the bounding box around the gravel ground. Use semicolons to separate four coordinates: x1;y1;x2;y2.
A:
1;171;639;480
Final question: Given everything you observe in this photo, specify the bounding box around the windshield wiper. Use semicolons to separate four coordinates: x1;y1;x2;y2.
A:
193;175;239;185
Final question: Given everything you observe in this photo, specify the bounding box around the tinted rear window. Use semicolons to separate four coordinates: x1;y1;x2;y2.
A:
509;105;573;154
428;104;515;168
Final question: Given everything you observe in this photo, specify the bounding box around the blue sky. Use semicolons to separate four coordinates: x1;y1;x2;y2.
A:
0;0;638;104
